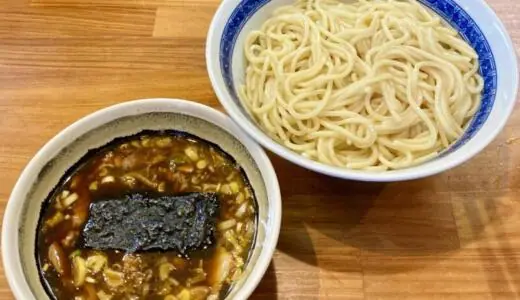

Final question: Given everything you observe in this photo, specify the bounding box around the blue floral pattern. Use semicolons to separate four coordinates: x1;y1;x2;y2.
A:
220;0;270;99
219;0;497;155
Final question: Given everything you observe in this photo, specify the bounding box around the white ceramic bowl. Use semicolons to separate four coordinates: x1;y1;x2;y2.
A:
1;99;281;300
206;0;518;182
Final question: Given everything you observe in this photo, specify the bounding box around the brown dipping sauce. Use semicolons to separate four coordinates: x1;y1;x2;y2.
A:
36;131;257;300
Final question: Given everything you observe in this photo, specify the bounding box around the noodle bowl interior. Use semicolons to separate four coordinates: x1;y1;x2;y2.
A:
239;0;484;170
36;132;257;300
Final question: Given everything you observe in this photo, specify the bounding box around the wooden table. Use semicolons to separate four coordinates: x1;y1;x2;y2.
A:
0;0;519;299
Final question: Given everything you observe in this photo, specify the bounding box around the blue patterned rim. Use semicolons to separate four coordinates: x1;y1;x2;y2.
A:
219;0;497;156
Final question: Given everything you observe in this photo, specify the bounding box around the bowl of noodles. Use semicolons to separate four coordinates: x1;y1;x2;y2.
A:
206;0;518;181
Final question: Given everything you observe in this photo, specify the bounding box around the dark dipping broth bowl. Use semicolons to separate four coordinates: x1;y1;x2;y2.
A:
2;99;281;300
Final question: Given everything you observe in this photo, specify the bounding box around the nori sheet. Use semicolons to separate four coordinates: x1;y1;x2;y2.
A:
78;192;219;255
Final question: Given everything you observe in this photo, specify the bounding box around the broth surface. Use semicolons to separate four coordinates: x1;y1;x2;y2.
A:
36;131;257;300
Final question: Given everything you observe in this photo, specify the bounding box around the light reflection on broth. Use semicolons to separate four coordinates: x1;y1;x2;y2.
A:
36;131;257;300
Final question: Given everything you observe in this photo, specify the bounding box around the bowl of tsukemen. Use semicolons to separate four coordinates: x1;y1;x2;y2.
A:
206;0;519;182
2;99;281;300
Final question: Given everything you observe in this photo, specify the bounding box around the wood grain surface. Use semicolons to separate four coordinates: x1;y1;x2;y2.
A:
0;0;519;299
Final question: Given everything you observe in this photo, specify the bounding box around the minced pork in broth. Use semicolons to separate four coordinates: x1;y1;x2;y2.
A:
36;131;257;300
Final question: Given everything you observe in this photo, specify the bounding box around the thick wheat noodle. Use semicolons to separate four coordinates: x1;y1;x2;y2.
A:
238;0;484;170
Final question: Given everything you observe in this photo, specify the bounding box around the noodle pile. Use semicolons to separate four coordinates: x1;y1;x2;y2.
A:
238;0;483;170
